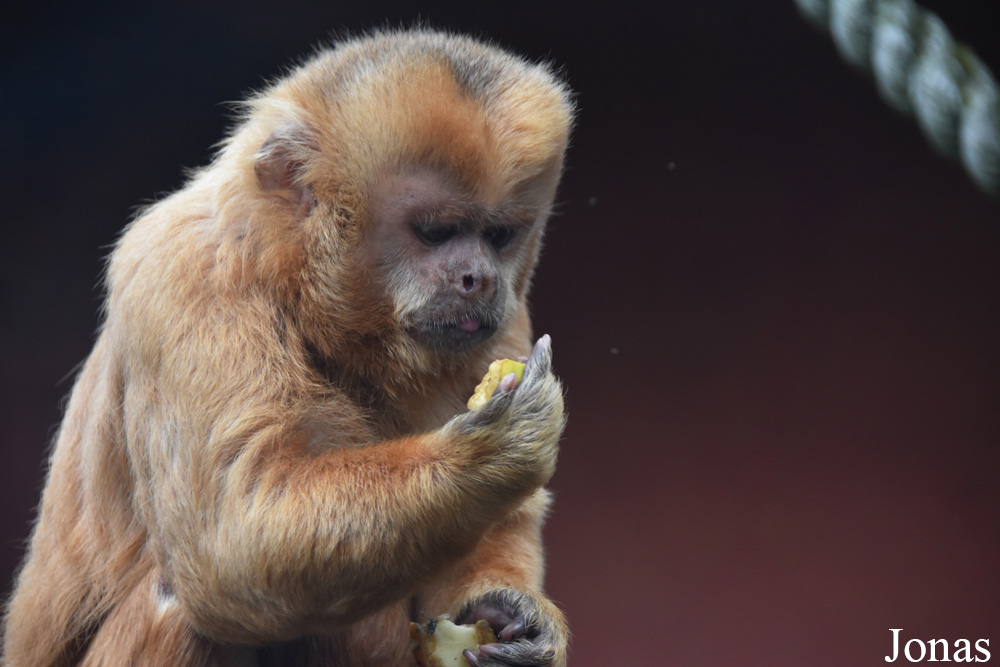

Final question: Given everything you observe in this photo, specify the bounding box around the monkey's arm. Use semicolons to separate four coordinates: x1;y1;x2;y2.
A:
123;323;563;644
420;490;568;667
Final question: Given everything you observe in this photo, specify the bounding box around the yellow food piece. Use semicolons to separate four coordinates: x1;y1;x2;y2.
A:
466;359;526;411
409;617;499;667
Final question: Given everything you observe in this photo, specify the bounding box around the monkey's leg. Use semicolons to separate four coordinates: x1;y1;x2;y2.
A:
79;569;220;667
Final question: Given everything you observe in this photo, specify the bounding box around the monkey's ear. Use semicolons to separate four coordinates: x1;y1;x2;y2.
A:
254;125;314;219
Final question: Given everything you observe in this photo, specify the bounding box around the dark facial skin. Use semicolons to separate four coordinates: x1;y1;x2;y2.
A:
367;171;529;352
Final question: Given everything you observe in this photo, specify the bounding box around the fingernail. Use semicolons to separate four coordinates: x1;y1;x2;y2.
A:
479;644;509;658
500;619;526;641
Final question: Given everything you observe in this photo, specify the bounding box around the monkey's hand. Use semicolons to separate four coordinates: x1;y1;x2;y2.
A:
452;335;564;494
457;589;568;667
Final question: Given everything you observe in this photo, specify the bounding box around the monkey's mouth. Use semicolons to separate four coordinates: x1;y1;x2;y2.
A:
410;313;498;350
455;315;486;333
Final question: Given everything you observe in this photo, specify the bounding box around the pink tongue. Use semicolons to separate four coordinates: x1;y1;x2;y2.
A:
457;317;481;332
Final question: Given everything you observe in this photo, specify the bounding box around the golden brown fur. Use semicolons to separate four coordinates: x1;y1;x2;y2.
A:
3;29;572;666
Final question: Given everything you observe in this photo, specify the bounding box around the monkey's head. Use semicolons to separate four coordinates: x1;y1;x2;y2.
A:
216;30;573;389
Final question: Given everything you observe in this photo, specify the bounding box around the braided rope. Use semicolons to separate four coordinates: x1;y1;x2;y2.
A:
795;0;1000;196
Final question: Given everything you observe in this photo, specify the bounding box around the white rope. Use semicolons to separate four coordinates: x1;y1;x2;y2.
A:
795;0;1000;196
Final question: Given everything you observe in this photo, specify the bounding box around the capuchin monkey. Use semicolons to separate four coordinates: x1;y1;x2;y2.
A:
3;29;573;667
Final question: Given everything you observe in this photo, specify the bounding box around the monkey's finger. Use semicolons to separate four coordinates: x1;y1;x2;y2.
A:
498;617;526;641
461;381;516;428
529;334;551;362
477;641;557;666
466;645;511;666
493;372;520;397
524;334;552;377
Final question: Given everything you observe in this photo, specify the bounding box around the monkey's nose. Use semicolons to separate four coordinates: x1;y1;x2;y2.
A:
458;273;495;300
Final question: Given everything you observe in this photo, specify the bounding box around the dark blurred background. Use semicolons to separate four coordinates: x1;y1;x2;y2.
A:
2;1;998;664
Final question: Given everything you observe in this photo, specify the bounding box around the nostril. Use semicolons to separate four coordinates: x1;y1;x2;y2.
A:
463;275;476;292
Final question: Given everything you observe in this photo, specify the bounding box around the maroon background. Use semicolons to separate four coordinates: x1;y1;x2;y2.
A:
2;2;998;664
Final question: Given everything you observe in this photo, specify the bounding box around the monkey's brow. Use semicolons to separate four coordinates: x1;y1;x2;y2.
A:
419;202;533;227
483;205;535;227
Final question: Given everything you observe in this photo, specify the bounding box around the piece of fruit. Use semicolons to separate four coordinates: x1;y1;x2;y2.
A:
409;616;499;667
466;359;526;410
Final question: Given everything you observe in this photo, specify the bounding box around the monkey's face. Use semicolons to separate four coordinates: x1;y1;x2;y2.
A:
366;170;540;356
244;43;571;380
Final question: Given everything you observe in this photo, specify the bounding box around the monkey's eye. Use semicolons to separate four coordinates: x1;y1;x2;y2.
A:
414;225;457;247
484;226;516;251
